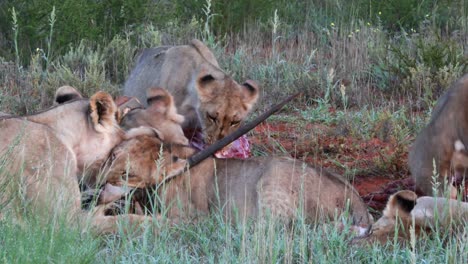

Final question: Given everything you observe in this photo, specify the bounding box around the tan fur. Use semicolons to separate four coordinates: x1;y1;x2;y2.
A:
354;190;468;244
103;136;372;225
0;92;153;234
120;88;188;145
100;135;191;188
123;39;260;144
53;86;188;146
409;74;468;196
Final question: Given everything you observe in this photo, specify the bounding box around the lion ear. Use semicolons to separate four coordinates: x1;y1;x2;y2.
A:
54;85;83;105
89;91;118;133
124;126;165;141
190;39;220;67
383;190;417;219
146;87;185;124
241;80;260;110
195;65;225;101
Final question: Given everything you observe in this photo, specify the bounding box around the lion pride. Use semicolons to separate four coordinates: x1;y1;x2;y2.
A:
101;135;372;226
0;92;159;234
123;39;260;145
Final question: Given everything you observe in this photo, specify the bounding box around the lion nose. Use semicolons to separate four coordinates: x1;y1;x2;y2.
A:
219;127;231;139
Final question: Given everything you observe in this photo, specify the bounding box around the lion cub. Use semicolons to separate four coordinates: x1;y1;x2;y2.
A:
102;135;372;226
123;39;260;145
54;85;188;146
119;87;188;146
353;190;468;244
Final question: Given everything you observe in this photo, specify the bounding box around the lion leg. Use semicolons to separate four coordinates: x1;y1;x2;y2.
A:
84;204;156;235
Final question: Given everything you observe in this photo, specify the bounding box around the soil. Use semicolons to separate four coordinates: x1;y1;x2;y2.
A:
249;118;415;214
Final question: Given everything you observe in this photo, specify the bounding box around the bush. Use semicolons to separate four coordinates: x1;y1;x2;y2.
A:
0;0;157;64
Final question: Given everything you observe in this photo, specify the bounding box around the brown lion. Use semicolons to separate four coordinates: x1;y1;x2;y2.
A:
101;135;372;226
353;190;468;244
409;74;468;197
123;39;260;145
0;92;158;234
119;87;188;146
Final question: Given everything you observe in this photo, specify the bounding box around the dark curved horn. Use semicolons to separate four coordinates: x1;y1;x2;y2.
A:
187;92;301;168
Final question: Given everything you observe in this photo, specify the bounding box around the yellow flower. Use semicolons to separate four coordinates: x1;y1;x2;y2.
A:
367;22;371;26
378;11;382;15
330;22;335;27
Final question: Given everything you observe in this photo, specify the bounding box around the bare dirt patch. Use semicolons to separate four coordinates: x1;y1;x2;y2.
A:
250;118;413;214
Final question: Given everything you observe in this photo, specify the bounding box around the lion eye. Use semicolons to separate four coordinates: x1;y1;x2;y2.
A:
122;173;136;179
207;113;217;123
231;120;240;127
172;156;179;163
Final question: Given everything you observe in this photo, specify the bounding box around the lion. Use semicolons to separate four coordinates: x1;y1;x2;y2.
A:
101;135;372;226
409;74;468;197
0;91;166;234
123;39;260;145
119;87;188;146
353;190;468;244
54;85;188;146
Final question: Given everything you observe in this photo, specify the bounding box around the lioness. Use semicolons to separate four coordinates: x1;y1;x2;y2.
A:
123;39;260;145
353;190;468;244
102;135;372;225
54;85;189;146
0;92;159;234
409;74;468;196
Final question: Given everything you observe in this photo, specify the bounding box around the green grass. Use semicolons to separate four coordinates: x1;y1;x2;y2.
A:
0;0;467;262
0;216;99;263
1;209;467;263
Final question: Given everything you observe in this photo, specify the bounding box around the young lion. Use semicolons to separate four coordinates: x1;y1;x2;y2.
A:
0;92;159;234
102;135;372;226
54;85;188;146
409;74;468;196
353;190;468;244
119;87;188;146
123;39;260;145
